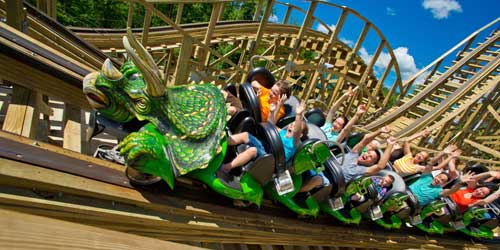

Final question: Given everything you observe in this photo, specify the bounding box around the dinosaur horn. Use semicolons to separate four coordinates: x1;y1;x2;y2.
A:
123;28;165;97
101;58;122;80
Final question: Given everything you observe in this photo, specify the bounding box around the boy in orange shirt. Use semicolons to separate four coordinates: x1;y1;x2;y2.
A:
252;79;292;122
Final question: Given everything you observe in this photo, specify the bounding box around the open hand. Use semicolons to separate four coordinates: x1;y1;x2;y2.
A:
347;88;357;97
451;149;462;158
421;129;431;137
443;144;458;154
296;100;306;115
387;136;397;145
380;126;391;134
278;94;287;106
356;104;367;115
460;171;475;183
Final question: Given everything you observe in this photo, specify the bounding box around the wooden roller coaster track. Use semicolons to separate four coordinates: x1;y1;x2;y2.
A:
0;0;499;249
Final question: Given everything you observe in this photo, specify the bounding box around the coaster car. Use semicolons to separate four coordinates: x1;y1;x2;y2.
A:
459;201;499;239
261;123;335;216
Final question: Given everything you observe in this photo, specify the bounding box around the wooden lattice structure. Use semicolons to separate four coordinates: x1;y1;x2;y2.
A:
0;0;499;249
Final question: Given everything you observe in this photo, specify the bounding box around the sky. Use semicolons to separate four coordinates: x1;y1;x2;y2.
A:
268;0;499;87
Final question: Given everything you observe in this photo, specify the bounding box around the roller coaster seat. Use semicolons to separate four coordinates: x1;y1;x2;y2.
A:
429;197;463;229
305;108;326;127
323;157;346;198
345;132;365;149
306;122;328;141
227;109;256;135
224;83;238;97
218;143;276;190
403;190;422;224
255;122;286;175
246;67;276;89
239;83;262;123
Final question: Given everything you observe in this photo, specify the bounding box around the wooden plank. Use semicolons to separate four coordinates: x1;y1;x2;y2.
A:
0;208;207;250
464;139;500;159
62;104;84;153
487;105;500;124
174;36;194;85
2;85;39;138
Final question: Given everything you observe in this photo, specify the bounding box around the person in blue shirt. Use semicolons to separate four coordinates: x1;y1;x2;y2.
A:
321;88;365;144
271;99;308;163
408;169;474;207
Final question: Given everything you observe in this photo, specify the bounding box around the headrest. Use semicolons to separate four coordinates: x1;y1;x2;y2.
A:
305;108;326;127
306;123;328;141
238;83;262;123
246;67;275;89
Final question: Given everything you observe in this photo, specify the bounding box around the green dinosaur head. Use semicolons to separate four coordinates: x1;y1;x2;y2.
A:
82;59;134;123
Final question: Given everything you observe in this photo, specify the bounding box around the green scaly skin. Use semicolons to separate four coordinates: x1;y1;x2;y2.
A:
415;200;446;234
83;61;264;205
373;193;409;230
459;207;494;239
264;142;332;216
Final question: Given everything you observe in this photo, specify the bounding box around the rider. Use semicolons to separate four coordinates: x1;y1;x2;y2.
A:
340;126;395;183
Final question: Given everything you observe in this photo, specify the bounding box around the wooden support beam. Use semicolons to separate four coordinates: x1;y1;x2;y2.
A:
62;104;85;153
141;7;153;45
487;104;500;124
195;2;224;68
176;3;184;24
0;208;207;250
464;139;500;159
6;0;25;30
2;85;42;139
281;0;317;79
174;36;194;85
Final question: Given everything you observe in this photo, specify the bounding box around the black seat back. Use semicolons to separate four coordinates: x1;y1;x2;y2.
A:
311;184;333;203
246;154;275;186
239;83;262;123
306;123;328;141
246;67;276;89
305;108;326;127
323;157;346;197
345;132;365;149
227;109;256;134
256;122;286;174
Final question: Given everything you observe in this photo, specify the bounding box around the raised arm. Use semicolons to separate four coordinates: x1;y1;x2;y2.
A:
336;104;366;143
293;101;306;147
351;126;391;153
402;129;431;156
432;150;461;171
440;172;474;197
429;144;457;166
325;88;356;123
268;94;287;124
366;137;397;176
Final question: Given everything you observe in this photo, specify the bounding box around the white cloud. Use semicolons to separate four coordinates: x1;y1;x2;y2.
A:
359;47;371;63
316;23;335;34
340;37;354;47
358;46;420;81
268;14;278;23
392;47;419;80
422;0;462;19
413;70;431;86
386;7;397;16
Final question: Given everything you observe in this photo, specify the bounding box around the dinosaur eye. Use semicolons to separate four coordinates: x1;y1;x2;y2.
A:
129;73;139;81
134;98;150;113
